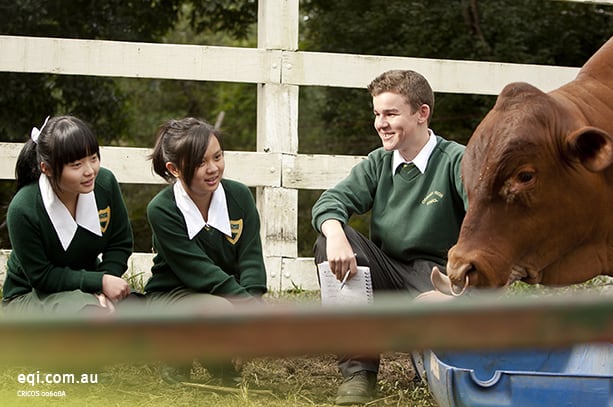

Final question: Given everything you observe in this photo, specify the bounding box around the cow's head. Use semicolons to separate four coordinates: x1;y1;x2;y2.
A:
443;82;613;293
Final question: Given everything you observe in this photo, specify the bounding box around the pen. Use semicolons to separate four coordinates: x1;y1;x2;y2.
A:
339;269;351;290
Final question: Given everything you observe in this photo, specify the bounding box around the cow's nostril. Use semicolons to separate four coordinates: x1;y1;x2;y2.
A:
450;262;478;296
450;274;469;296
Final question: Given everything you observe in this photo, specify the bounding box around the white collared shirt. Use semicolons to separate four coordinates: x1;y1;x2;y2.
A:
39;174;102;251
173;181;231;240
392;130;438;174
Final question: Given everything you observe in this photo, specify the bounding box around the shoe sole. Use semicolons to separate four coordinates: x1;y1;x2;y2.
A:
335;394;373;405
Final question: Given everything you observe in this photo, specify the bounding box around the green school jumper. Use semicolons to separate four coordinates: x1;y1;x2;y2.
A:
145;179;267;298
312;136;467;265
3;167;133;303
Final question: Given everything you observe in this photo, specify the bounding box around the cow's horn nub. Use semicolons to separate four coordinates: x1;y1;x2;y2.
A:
431;267;468;297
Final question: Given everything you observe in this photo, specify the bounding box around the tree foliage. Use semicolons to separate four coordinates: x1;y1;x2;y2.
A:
188;0;257;40
0;0;182;143
0;0;179;41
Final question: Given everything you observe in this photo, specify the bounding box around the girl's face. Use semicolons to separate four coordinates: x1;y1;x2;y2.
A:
57;153;100;196
187;135;225;198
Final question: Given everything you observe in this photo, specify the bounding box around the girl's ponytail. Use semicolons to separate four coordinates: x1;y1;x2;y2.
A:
15;139;40;191
150;122;175;182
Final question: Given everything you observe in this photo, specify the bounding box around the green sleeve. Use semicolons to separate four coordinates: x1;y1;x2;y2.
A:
311;150;382;232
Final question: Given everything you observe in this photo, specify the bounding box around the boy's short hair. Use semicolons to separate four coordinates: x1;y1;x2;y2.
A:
367;70;435;122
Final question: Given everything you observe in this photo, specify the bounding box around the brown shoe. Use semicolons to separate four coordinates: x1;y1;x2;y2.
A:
335;370;377;405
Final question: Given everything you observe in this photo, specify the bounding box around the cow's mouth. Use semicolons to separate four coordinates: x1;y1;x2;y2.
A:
506;265;529;286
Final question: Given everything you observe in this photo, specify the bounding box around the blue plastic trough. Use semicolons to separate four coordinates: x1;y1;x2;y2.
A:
423;343;613;407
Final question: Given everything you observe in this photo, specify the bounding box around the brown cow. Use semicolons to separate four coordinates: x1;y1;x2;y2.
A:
434;36;613;295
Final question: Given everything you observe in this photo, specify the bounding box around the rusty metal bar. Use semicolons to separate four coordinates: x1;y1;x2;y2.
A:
0;291;611;369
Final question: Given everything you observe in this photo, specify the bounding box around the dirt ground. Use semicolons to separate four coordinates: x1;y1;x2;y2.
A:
232;351;436;406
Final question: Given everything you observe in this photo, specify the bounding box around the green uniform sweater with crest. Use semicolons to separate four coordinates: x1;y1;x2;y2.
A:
312;136;467;265
3;167;133;300
145;178;267;297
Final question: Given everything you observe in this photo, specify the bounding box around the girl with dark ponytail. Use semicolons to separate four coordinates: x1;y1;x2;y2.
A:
3;116;134;314
145;117;267;385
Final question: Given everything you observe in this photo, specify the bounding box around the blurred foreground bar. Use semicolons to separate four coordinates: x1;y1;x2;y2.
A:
0;291;612;368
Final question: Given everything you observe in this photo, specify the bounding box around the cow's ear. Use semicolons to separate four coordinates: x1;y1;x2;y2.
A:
566;126;613;172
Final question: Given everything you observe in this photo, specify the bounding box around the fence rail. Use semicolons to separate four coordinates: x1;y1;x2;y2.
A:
1;290;612;367
0;35;580;94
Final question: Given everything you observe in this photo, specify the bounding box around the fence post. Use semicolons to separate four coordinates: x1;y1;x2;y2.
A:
256;0;300;291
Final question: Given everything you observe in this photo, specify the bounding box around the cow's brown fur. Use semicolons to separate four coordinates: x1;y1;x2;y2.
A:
445;36;613;291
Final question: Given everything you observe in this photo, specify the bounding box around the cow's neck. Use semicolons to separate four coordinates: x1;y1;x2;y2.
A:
552;37;613;134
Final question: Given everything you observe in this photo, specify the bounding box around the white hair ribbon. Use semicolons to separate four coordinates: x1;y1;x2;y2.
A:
30;116;50;144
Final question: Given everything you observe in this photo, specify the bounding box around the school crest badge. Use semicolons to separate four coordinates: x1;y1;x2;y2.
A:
226;219;243;245
421;190;444;206
98;206;111;233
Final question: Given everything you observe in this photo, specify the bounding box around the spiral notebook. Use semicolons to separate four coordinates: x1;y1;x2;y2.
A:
317;261;373;306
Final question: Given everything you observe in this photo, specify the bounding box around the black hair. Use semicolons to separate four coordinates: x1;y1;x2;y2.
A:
149;117;223;187
15;116;100;191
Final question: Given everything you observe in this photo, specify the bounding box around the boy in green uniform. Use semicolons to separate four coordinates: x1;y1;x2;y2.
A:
312;70;468;405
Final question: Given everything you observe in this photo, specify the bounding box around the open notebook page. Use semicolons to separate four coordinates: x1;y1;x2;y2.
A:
317;261;373;306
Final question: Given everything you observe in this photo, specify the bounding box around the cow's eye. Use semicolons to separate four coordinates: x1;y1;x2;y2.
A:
517;171;534;183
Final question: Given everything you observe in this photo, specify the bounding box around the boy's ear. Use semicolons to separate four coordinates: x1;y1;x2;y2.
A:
418;104;430;124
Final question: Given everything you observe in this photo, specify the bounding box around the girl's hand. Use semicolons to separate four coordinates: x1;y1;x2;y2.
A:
101;274;131;302
95;293;116;313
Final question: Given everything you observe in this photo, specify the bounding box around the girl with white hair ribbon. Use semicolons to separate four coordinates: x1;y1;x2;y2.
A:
2;116;133;314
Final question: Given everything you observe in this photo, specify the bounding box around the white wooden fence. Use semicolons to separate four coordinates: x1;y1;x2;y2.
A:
0;0;590;292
